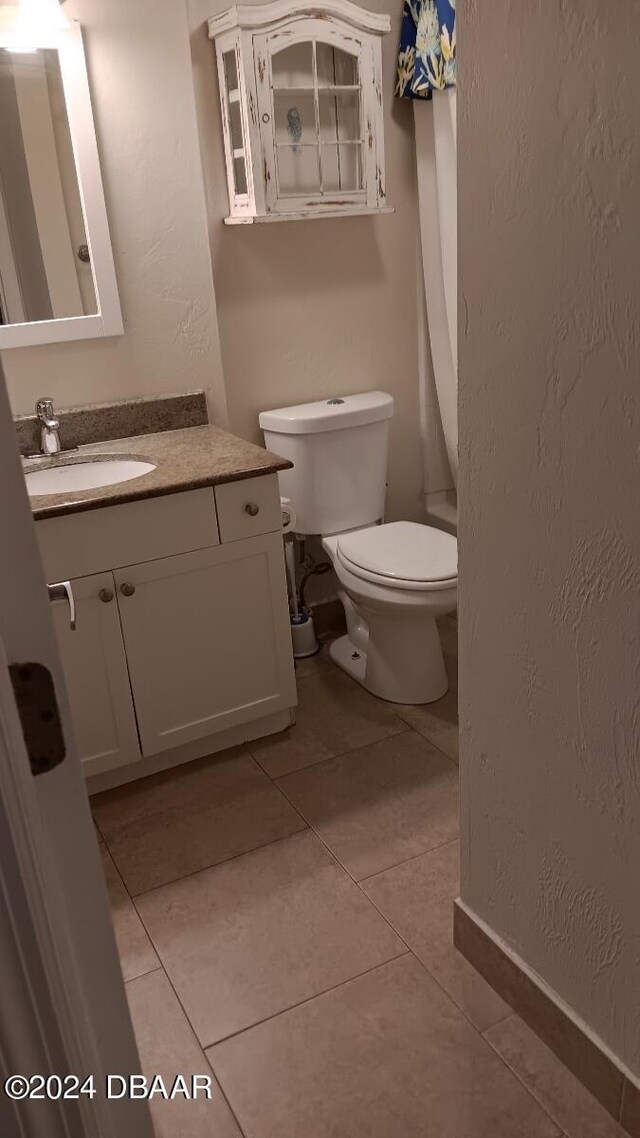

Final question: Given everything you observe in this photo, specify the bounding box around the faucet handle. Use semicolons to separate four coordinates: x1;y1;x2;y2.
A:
35;397;61;455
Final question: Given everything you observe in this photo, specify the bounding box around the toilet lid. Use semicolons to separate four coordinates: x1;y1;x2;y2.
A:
337;522;457;584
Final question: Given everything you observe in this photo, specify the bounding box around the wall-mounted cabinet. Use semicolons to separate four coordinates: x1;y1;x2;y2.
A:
208;0;391;224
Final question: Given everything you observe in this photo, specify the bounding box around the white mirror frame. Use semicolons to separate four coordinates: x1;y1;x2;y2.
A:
0;11;123;349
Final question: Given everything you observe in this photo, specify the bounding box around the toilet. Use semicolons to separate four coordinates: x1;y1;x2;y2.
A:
259;392;457;704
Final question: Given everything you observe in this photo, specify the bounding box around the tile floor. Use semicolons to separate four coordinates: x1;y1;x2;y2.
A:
93;615;626;1138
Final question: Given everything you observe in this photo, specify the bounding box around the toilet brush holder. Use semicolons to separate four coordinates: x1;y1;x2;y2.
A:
291;611;319;658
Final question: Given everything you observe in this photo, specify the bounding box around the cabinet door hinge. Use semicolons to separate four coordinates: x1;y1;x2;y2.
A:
9;663;67;776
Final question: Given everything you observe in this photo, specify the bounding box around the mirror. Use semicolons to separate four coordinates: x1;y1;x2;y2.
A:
0;48;97;324
0;15;122;348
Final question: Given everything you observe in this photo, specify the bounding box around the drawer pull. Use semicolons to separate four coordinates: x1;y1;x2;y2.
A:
99;588;114;604
245;502;260;517
120;582;136;597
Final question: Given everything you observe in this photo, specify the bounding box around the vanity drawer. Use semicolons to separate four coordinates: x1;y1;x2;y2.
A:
37;488;219;581
214;474;281;543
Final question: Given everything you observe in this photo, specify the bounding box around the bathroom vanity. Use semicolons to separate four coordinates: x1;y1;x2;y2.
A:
27;420;297;793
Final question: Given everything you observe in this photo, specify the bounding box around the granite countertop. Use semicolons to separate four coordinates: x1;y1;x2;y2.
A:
26;425;292;520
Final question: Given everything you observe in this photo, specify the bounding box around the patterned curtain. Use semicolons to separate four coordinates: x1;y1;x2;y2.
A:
396;0;456;99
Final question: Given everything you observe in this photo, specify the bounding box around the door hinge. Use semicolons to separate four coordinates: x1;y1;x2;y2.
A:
9;663;67;776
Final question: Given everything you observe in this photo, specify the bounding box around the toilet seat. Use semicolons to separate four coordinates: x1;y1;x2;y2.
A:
336;521;457;592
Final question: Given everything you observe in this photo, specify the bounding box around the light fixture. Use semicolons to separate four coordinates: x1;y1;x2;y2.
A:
2;0;71;53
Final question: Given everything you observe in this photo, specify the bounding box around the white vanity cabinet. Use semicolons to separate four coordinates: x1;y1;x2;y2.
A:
37;479;296;786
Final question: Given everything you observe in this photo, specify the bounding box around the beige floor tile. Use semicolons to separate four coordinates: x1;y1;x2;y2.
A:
126;970;241;1138
136;830;405;1048
100;846;159;982
362;840;509;1031
248;665;407;779
484;1016;627;1137
207;955;561;1138
293;639;334;679
277;730;459;880
93;747;305;895
392;684;459;762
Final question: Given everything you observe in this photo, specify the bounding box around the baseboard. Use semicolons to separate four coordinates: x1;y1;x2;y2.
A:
453;898;640;1135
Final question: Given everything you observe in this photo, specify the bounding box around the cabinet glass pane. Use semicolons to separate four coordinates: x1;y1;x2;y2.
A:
276;145;320;195
316;42;358;87
271;42;313;88
223;49;238;93
274;91;316;147
322;144;363;192
233;156;248;195
229;99;244;151
319;91;361;143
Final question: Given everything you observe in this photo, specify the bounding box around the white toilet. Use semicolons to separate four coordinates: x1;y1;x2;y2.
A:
259;392;457;705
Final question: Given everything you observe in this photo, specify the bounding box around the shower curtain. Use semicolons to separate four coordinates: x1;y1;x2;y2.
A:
397;0;458;487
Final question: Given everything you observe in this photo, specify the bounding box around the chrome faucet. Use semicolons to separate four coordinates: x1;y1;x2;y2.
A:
36;398;62;456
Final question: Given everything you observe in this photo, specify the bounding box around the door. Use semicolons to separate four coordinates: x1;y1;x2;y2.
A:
50;571;139;777
115;533;296;757
0;364;153;1138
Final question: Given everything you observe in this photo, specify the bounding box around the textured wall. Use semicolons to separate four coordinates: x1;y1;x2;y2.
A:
1;0;228;425
458;1;640;1074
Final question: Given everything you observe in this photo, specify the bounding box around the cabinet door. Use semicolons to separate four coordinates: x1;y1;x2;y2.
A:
115;534;296;757
254;21;372;214
50;572;140;777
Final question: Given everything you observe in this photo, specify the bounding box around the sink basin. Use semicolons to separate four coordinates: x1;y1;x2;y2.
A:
25;457;156;496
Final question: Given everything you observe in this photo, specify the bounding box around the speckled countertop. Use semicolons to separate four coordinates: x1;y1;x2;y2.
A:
26;425;292;520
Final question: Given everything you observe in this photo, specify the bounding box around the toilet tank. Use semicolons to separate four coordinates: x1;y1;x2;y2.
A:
259;392;394;535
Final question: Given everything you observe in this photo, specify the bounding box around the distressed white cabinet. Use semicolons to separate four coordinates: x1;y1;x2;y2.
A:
38;479;297;786
50;572;139;779
208;0;391;223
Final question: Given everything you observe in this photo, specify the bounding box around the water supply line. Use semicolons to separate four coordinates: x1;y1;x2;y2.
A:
285;537;300;620
298;561;332;613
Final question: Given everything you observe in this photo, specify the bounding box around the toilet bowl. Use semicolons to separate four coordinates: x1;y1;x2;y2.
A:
259;391;458;706
322;521;457;704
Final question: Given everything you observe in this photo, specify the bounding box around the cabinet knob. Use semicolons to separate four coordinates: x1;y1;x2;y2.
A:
120;582;136;597
245;502;260;517
99;588;114;604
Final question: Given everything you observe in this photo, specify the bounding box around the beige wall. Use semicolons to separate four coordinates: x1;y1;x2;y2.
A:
1;0;228;427
1;0;450;523
458;0;640;1078
189;0;430;521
